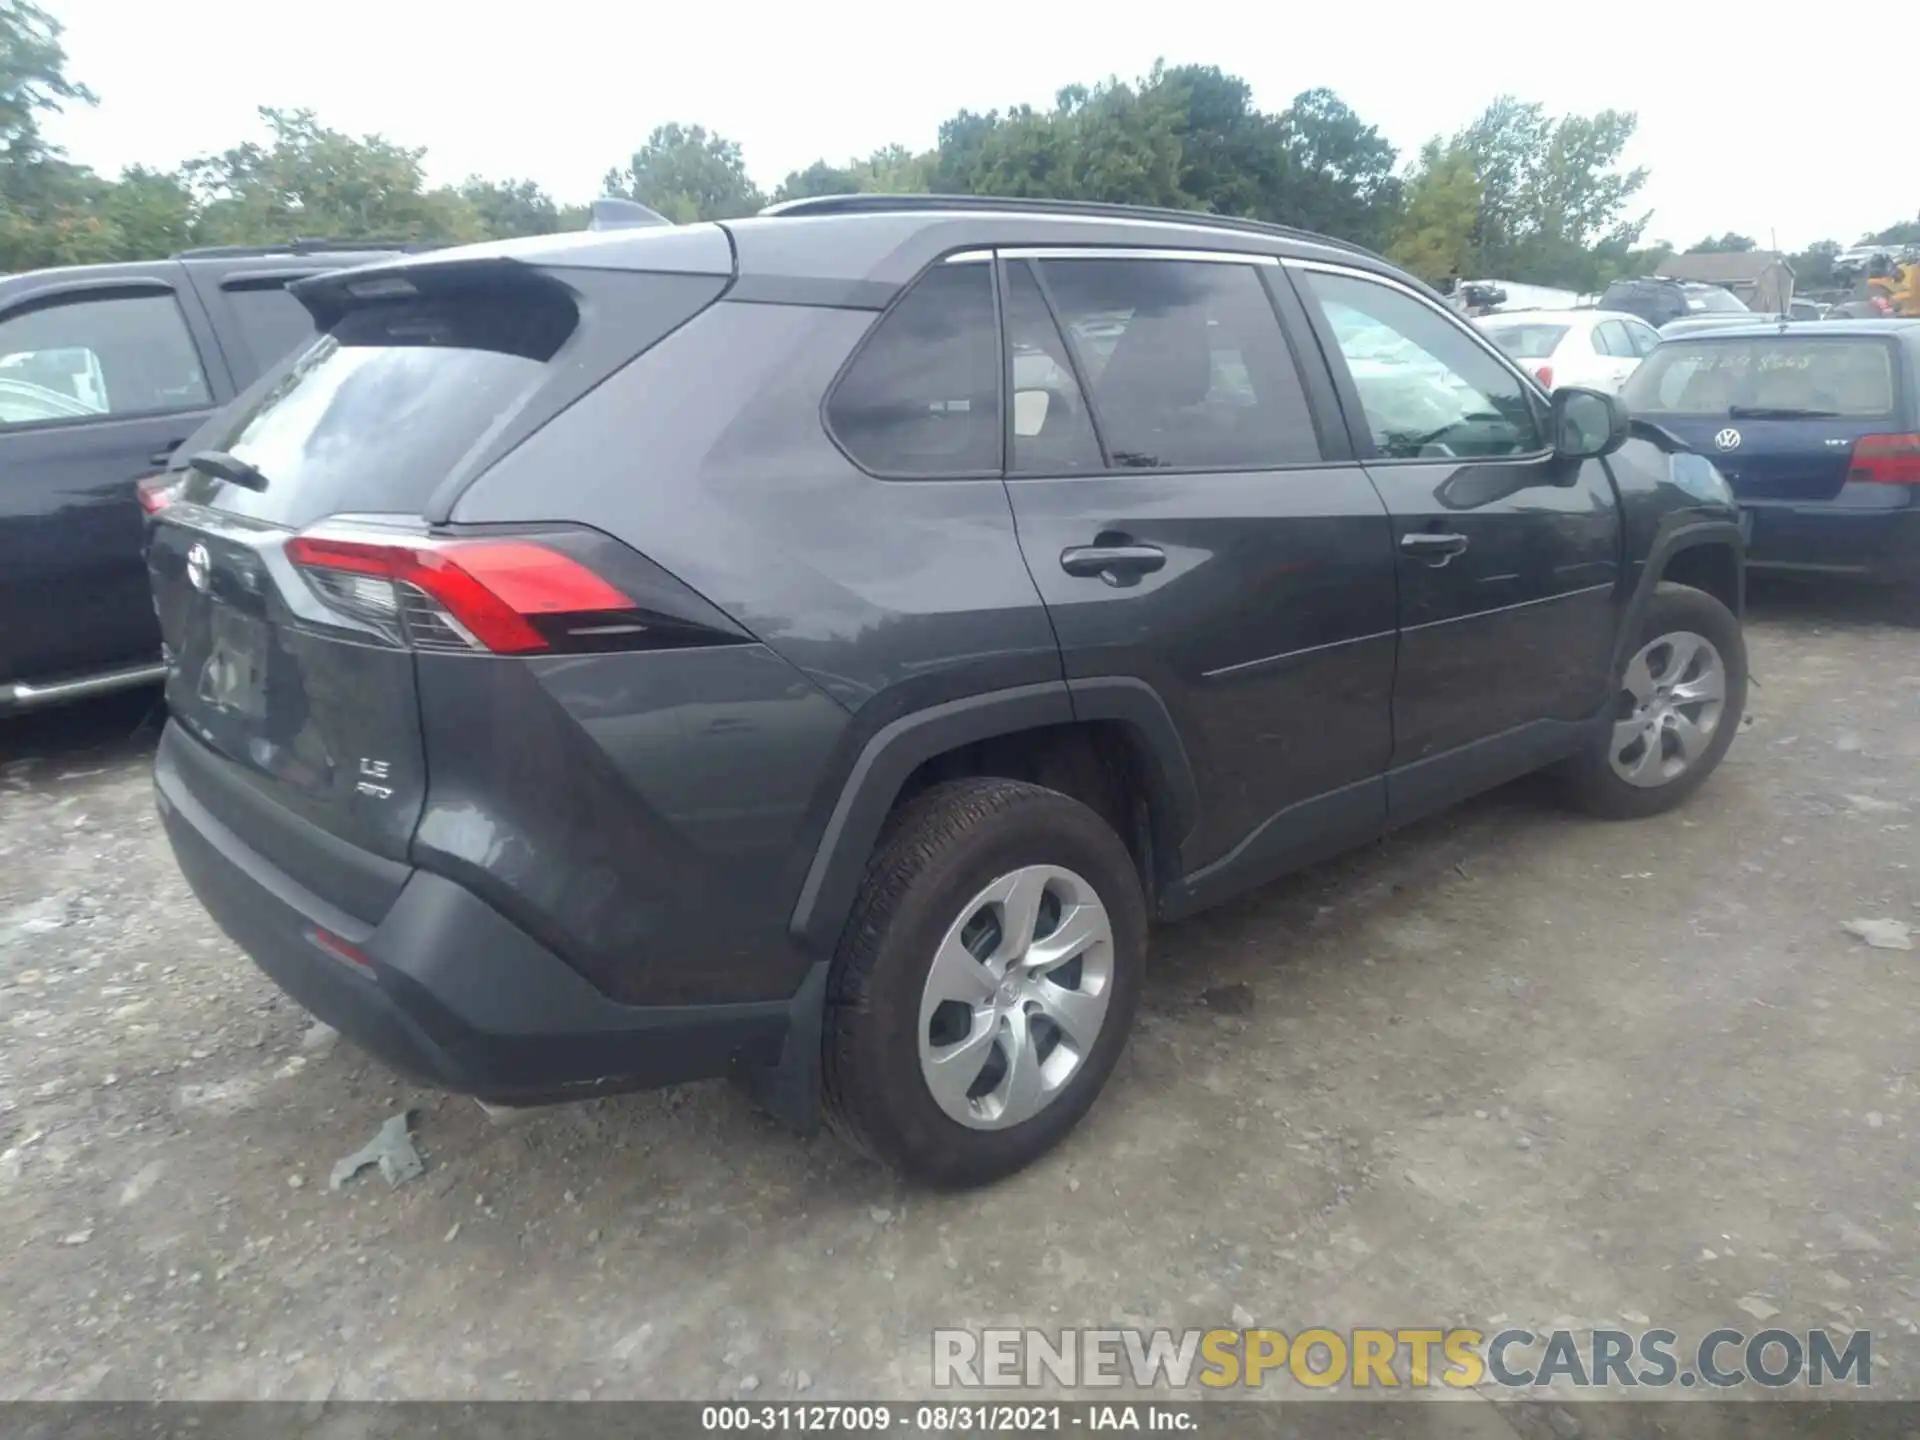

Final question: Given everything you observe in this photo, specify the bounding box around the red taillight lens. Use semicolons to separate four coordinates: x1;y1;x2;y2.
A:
285;531;636;654
1532;364;1555;390
307;926;372;970
1850;433;1920;486
136;474;179;514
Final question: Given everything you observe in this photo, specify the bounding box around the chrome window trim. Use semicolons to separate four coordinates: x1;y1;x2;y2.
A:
998;246;1278;265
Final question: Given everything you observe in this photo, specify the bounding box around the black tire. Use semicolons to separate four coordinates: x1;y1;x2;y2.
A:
822;778;1147;1188
1558;581;1748;820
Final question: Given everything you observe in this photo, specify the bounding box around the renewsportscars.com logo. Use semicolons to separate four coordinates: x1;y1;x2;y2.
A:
932;1327;1873;1391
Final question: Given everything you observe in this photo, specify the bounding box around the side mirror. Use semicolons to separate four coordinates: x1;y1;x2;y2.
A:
1552;386;1629;460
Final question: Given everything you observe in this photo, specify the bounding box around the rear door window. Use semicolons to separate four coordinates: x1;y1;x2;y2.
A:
828;261;1001;477
1035;256;1319;469
1595;321;1633;358
221;280;320;375
1002;260;1103;475
0;290;211;425
1623;320;1661;357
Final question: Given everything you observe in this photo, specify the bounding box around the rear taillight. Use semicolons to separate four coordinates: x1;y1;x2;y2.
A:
136;474;179;514
1532;364;1554;390
285;529;640;654
1849;433;1920;486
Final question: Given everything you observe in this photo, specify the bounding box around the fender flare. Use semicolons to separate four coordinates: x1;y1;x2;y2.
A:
786;678;1201;953
1612;517;1745;677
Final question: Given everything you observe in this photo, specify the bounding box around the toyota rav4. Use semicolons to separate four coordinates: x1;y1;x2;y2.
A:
147;196;1748;1187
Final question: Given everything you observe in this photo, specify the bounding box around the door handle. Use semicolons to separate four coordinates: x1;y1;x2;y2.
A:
148;440;187;467
1401;532;1470;566
1059;543;1166;584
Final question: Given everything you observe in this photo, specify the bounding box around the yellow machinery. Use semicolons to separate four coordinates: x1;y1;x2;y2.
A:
1838;249;1920;316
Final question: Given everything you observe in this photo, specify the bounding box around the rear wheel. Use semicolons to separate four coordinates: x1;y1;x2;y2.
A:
823;778;1146;1188
1558;581;1747;819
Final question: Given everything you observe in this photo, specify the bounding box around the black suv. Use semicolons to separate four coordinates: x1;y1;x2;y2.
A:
0;240;408;712
1599;275;1750;330
147;197;1748;1186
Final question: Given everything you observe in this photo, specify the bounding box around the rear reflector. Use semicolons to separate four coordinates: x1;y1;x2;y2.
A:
1850;433;1920;486
307;927;372;969
136;474;179;514
1533;364;1554;390
285;529;638;654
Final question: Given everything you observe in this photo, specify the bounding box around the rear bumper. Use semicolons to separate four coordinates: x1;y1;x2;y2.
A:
155;728;804;1105
1744;496;1920;583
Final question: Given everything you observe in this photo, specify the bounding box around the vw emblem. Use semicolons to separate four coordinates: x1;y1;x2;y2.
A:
186;542;210;593
1713;428;1742;451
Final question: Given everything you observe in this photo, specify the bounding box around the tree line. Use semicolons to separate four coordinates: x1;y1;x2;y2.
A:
4;0;1912;290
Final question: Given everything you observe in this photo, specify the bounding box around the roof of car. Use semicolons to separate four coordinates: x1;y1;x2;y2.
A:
0;244;409;295
1479;308;1643;326
330;197;1413;308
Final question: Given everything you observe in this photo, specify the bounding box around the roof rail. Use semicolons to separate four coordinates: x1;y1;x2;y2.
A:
759;193;1383;261
172;237;433;259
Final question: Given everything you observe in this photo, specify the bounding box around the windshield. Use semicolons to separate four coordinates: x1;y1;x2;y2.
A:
1621;337;1897;418
1480;323;1570;360
1689;288;1750;314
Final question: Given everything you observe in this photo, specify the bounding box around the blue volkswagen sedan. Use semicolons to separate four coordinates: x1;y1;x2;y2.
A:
1620;319;1920;587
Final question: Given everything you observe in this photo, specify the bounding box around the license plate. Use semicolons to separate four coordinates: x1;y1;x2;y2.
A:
198;604;269;718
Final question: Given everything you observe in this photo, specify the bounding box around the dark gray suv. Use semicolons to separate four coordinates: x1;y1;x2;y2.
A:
147;196;1749;1186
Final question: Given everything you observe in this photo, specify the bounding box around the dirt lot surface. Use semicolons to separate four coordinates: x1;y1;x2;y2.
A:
3;584;1918;1405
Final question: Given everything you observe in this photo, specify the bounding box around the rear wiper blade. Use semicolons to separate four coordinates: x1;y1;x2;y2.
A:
1726;405;1841;419
188;449;270;492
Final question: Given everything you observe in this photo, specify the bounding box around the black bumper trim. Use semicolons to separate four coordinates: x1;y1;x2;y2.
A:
156;748;799;1105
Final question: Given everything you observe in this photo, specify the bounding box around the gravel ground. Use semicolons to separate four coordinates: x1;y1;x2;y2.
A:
2;583;1917;1405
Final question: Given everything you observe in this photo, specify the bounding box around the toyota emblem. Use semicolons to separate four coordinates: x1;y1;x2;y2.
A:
186;542;210;593
1713;428;1742;451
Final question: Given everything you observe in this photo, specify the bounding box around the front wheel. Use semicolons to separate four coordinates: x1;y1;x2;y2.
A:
822;778;1146;1188
1558;581;1748;820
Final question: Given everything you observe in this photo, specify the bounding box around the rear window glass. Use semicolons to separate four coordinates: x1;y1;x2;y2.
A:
1689;287;1749;314
1622;338;1897;418
1481;323;1569;359
182;287;576;526
223;284;319;373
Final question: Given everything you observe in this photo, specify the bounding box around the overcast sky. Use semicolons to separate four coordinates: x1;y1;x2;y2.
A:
40;0;1901;255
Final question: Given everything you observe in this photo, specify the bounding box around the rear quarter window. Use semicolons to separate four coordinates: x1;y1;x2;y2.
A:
826;261;1001;477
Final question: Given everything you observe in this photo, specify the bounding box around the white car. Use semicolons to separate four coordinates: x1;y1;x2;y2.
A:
1476;309;1662;392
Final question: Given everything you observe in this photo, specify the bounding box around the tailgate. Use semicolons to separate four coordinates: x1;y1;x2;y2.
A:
1622;334;1905;503
149;509;427;915
1657;416;1880;503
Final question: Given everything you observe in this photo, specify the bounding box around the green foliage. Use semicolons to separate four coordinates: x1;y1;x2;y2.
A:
1790;238;1840;289
772;161;860;204
605;123;764;222
181;108;483;245
1865;217;1920;247
1449;96;1649;290
1687;232;1756;253
0;41;1668;294
1388;141;1481;284
458;177;564;238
